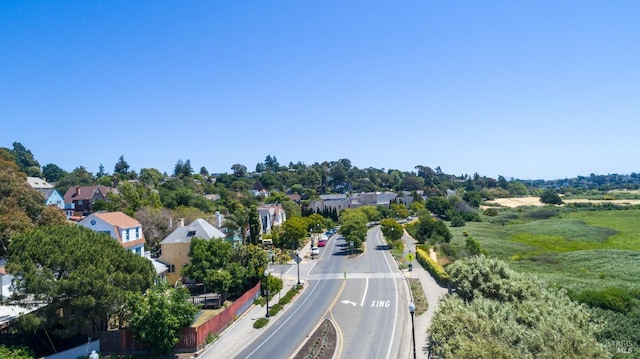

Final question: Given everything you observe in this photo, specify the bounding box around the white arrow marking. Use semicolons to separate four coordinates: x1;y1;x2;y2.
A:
341;300;356;306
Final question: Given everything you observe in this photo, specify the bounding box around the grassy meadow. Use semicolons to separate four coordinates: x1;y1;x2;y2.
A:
448;207;640;292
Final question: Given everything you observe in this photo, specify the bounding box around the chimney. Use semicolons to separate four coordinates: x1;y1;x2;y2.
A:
168;217;173;229
75;186;80;196
179;218;185;227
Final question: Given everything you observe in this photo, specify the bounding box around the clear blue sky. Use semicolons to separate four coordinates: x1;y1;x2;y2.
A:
2;1;639;180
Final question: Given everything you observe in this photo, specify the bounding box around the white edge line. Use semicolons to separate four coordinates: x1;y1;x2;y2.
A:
245;280;320;358
376;227;399;359
385;269;399;359
360;277;368;307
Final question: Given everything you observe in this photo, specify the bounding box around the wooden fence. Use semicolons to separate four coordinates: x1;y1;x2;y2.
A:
100;282;261;354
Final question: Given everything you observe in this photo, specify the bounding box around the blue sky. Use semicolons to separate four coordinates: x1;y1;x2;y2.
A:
2;1;639;180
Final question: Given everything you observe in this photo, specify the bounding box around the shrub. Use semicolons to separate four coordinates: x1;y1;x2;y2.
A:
439;243;459;260
253;317;269;329
465;236;488;256
569;287;639;314
269;303;283;316
525;208;559;220
483;208;498;217
450;215;465;227
416;247;449;285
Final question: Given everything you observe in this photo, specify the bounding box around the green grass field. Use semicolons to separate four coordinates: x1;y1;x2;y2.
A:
449;208;640;291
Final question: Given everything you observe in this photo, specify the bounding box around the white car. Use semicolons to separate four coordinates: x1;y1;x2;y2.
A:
311;246;319;257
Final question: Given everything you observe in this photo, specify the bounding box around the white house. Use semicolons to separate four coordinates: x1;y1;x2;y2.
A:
78;211;146;257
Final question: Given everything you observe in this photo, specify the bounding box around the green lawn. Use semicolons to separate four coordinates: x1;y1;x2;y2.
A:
449;208;640;291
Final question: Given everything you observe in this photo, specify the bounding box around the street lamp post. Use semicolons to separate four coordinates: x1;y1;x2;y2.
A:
264;269;270;318
409;302;416;359
296;250;301;286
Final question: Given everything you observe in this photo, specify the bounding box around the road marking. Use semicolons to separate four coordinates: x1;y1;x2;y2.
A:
360;277;369;307
341;300;356;306
371;300;391;308
307;272;402;280
245;280;321;358
377;227;400;359
306;261;317;275
290;279;347;359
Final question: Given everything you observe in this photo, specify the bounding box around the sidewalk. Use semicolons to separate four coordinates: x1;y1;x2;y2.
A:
400;230;448;359
195;241;313;359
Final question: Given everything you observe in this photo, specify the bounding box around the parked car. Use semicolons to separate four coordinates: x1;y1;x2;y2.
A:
311;246;320;257
318;239;327;247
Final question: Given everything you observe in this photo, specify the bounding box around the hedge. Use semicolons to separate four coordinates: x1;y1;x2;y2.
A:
416;247;450;286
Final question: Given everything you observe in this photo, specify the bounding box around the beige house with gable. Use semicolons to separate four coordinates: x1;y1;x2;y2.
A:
159;218;226;285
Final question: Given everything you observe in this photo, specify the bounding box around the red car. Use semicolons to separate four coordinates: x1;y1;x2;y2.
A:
318;239;327;247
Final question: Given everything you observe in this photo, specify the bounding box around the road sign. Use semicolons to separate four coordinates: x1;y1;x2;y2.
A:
350;241;354;247
294;255;302;264
406;253;415;262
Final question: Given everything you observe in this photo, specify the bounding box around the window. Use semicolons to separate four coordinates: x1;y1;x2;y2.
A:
187;230;196;237
168;264;176;273
135;228;140;239
126;229;130;241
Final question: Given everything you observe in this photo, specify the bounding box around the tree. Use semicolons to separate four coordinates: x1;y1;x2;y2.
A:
231;164;247;177
415;214;452;243
7;225;155;337
380;218;403;242
182;239;266;298
135;206;173;252
390;203;410;220
114;155;130;175
462;190;482;208
126;283;198;355
36;205;67;226
182;238;232;284
0;167;46;253
0;148;20;172
540;189;563;205
139;167;164;187
339;209;368;249
280;217;308;250
41;163;67;183
430;256;608;358
264;155;279;172
10;142;40;177
425;196;454;219
248;205;261;245
305;213;327;233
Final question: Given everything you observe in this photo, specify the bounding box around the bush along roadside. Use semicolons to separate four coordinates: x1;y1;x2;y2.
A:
416;247;450;286
255;283;304;328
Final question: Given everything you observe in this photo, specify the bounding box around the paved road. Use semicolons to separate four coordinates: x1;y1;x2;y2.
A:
331;227;411;359
234;234;344;359
208;228;411;359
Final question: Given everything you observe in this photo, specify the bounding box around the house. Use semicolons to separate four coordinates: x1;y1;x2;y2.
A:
356;191;398;206
26;177;65;209
0;265;40;330
257;204;286;234
63;185;112;217
78;211;146;257
26;177;54;189
159;218;226;285
309;193;358;214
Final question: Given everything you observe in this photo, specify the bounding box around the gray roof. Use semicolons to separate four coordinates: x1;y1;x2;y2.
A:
319;194;348;200
377;192;397;204
27;177;54;189
160;218;225;244
36;188;57;198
